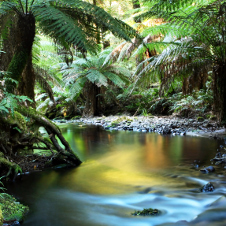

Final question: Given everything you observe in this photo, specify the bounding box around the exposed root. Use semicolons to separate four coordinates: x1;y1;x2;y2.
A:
0;106;82;179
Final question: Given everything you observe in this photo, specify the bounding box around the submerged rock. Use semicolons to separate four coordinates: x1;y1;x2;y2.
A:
131;208;161;216
200;166;215;173
200;182;215;192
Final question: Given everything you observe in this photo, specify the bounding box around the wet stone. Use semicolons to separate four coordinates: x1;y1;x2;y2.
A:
131;208;161;216
215;161;222;165
200;182;215;192
200;166;215;173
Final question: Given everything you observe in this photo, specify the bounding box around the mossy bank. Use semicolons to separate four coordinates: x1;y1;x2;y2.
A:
0;193;28;225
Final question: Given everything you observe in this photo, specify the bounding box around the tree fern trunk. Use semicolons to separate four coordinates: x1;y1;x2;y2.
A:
83;82;101;117
5;13;35;101
213;64;226;125
17;54;36;107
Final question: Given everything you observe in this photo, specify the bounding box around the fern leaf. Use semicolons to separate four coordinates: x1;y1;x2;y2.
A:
86;69;108;87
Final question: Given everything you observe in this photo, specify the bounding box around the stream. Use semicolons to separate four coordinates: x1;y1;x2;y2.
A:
5;123;226;226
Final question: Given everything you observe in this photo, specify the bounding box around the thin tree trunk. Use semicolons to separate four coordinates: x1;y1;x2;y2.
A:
213;64;226;125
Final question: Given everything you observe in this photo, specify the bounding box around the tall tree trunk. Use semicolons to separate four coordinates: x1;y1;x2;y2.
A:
5;13;36;103
213;64;226;125
182;66;208;95
93;0;101;45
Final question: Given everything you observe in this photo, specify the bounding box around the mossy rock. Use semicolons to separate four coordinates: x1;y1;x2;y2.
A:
210;115;217;120
132;208;161;216
0;193;29;222
197;117;204;122
71;116;81;120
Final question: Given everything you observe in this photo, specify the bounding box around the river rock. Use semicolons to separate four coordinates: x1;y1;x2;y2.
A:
162;126;171;134
200;166;215;173
200;182;215;192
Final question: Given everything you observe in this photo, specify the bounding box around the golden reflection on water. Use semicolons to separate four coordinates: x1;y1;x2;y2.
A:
61;143;184;195
144;135;172;168
59;124;220;195
62;160;176;195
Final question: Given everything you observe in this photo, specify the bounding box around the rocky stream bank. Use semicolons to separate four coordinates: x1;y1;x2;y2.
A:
55;115;226;139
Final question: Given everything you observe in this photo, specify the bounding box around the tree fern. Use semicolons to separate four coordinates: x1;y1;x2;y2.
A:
136;0;216;22
62;49;131;104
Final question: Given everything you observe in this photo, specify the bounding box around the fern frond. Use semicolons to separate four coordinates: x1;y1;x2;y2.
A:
36;97;51;111
136;0;215;22
86;69;108;87
33;4;97;53
34;65;63;87
107;65;131;78
35;93;48;102
69;76;87;100
35;71;55;103
103;72;126;88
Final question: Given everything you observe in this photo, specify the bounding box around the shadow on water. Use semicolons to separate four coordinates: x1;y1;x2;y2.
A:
5;123;226;226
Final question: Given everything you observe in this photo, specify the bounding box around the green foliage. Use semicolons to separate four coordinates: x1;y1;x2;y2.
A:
0;77;32;116
118;87;159;114
0;177;6;194
0;193;29;222
0;78;32;115
62;48;131;101
134;0;226;82
169;89;213;115
0;157;22;178
136;0;215;22
31;0;137;53
0;0;137;53
0;92;32;115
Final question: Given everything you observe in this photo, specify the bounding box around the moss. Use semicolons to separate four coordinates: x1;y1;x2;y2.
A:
71;116;81;120
8;111;27;131
0;206;3;225
132;208;161;216
197;116;204;122
0;193;29;222
110;116;131;127
0;157;22;176
5;50;29;93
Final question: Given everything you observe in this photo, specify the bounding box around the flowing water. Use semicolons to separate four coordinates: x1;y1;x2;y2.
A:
5;123;226;226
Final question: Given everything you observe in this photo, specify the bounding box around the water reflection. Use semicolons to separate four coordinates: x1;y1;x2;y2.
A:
5;123;226;226
60;123;219;170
